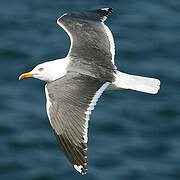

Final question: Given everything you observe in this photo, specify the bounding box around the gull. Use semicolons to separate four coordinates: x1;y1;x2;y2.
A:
19;8;160;175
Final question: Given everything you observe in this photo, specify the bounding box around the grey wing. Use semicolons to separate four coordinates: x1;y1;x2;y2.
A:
57;8;116;82
45;71;109;174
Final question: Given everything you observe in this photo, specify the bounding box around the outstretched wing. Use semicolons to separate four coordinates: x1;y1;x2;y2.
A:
57;8;116;82
45;71;109;174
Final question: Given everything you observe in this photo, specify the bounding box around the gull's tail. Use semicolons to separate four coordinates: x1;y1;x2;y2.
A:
107;71;160;94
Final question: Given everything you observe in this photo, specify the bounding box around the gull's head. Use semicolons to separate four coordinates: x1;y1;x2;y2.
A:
19;63;53;82
19;59;68;82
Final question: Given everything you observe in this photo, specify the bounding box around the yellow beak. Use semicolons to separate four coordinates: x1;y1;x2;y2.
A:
19;72;33;80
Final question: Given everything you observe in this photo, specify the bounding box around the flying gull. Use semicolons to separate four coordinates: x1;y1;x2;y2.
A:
19;8;160;175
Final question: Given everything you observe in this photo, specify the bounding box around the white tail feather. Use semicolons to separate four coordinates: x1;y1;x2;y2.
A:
107;71;160;94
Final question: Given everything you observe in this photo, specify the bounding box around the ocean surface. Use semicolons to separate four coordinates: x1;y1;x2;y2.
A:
0;0;180;179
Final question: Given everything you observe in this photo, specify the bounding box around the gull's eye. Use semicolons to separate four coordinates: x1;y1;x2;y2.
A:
38;67;44;72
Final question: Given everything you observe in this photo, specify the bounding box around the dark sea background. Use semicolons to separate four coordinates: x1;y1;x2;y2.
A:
0;0;179;179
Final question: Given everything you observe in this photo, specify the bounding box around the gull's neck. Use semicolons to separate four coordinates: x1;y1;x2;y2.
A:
44;57;69;82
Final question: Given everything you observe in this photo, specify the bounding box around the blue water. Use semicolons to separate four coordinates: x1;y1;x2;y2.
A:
1;0;180;179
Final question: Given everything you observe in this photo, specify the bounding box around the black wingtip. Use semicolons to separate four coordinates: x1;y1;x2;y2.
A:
101;7;113;17
58;7;113;23
95;7;113;22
